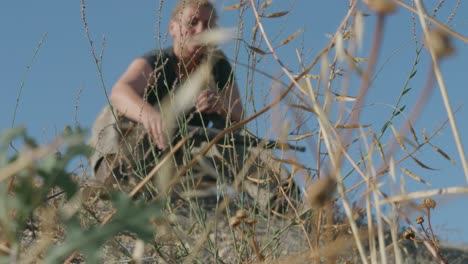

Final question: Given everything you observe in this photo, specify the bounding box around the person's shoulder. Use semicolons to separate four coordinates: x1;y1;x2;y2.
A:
141;47;173;59
140;47;174;69
210;48;232;70
211;48;228;61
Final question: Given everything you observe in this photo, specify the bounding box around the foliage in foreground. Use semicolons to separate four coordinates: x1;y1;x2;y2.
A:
0;127;162;263
0;127;466;263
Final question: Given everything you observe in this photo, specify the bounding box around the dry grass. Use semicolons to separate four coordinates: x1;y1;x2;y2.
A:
1;0;468;263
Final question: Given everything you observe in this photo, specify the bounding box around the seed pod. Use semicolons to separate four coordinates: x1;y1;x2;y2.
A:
416;216;424;224
422;198;436;209
244;218;257;225
426;28;455;59
304;177;336;208
229;216;241;228
364;0;397;14
402;228;415;240
235;209;248;219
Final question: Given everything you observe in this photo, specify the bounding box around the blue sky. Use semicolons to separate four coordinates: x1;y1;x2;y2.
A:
1;1;468;245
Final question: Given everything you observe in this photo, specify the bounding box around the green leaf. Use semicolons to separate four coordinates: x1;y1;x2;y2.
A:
45;193;162;263
416;48;422;56
13;176;41;229
402;87;412;95
60;126;88;145
0;127;26;153
409;70;417;79
23;135;38;148
53;170;79;198
63;125;73;137
61;144;92;163
381;121;391;134
263;11;289;18
432;144;457;165
402;167;431;186
111;193;162;241
38;158;78;199
394;105;406;116
411;156;437;170
45;217;106;264
248;45;268;55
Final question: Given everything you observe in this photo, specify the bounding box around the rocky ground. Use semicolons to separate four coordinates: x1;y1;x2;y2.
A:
12;178;468;264
18;191;468;264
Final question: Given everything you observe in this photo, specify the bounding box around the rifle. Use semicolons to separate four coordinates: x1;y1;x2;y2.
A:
117;122;306;152
179;126;306;152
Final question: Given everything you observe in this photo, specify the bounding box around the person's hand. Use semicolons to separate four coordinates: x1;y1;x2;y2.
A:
196;89;224;114
141;108;168;150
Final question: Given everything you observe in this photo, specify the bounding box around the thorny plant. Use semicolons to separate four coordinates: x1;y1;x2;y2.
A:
402;198;448;263
2;0;468;263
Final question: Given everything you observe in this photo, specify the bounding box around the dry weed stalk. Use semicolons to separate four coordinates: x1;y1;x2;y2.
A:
247;1;376;261
414;0;468;183
400;198;449;263
395;0;468;43
229;209;264;262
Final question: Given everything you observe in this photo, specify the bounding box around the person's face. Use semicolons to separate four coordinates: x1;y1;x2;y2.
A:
169;5;216;59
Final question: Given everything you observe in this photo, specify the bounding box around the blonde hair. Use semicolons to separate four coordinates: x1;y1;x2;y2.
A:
171;0;218;23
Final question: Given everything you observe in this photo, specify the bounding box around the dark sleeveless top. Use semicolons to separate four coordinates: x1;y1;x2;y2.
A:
141;47;234;128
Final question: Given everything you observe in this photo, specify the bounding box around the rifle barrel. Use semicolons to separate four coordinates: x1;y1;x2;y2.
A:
185;126;306;152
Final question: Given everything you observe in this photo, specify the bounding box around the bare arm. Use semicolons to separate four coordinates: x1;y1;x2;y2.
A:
109;58;167;149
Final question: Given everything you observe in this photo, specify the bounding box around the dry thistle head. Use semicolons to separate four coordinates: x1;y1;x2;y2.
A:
0;241;11;256
425;28;455;59
235;209;248;219
364;0;397;15
304;177;336;208
244;218;257;226
416;216;424;224
402;228;416;240
229;216;241;228
422;198;436;209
